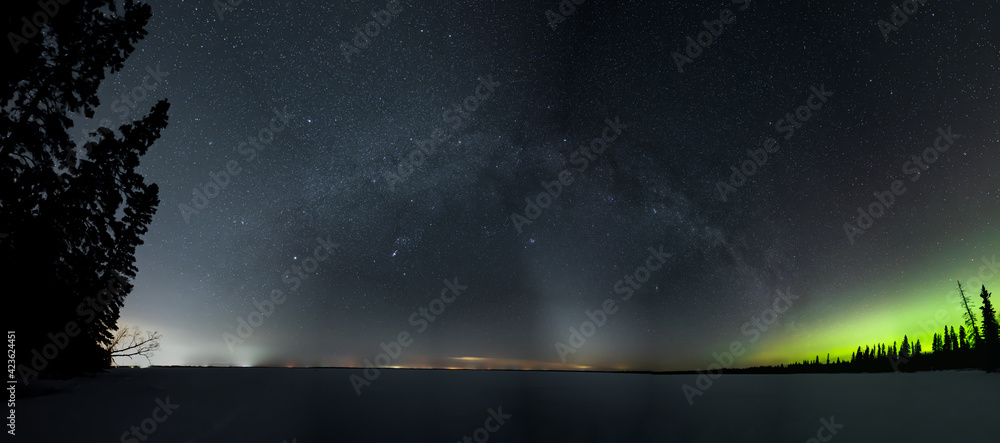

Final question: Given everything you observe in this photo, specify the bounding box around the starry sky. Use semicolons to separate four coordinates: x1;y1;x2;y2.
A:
76;0;1000;371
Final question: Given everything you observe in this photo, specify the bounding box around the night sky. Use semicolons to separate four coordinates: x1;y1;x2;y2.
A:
78;0;1000;371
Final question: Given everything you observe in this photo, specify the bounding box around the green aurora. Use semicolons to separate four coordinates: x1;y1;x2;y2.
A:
747;233;998;367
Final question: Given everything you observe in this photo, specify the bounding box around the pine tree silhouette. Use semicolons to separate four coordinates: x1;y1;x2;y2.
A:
2;1;166;381
949;326;959;351
979;286;999;371
957;281;981;349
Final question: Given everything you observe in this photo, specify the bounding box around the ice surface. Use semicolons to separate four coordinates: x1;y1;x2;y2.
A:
17;367;1000;442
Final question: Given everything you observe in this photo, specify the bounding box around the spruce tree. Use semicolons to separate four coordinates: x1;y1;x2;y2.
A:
957;281;981;349
949;326;959;351
900;336;910;358
979;285;999;371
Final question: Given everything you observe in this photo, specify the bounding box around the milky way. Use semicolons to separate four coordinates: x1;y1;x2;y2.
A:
79;0;1000;370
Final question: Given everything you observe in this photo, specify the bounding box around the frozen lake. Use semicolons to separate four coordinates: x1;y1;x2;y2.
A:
16;367;999;442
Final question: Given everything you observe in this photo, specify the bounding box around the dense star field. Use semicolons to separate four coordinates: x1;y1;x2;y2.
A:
66;0;999;371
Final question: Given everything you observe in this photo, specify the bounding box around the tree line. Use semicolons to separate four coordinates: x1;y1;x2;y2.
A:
727;282;1000;374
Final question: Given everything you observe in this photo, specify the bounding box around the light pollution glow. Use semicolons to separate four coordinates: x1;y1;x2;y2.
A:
123;232;997;372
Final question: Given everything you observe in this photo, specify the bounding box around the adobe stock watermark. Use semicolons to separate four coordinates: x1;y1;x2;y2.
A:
805;416;844;443
213;0;246;21
556;246;673;363
682;287;798;405
878;0;931;42
716;84;832;202
349;277;469;395
81;64;171;135
6;0;71;54
510;116;627;234
455;406;511;443
179;106;294;224
341;0;404;63
383;75;500;191
119;396;180;443
61;64;171;181
843;125;958;245
892;258;996;371
224;236;339;352
16;274;129;385
545;0;587;30
671;0;752;73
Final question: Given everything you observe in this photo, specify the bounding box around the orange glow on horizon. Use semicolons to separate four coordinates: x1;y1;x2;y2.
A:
251;356;615;371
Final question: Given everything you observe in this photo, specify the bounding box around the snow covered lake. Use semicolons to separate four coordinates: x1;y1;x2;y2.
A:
17;368;999;442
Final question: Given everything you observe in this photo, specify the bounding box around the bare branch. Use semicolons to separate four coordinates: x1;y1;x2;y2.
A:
104;325;161;366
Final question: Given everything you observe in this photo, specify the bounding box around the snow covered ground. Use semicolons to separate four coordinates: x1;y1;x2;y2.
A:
15;368;999;442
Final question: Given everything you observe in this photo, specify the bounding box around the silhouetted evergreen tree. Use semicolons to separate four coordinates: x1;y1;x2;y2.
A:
959;326;968;350
1;1;166;381
949;326;959;351
932;333;941;352
913;339;921;356
957;281;981;349
900;336;910;358
979;285;999;371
